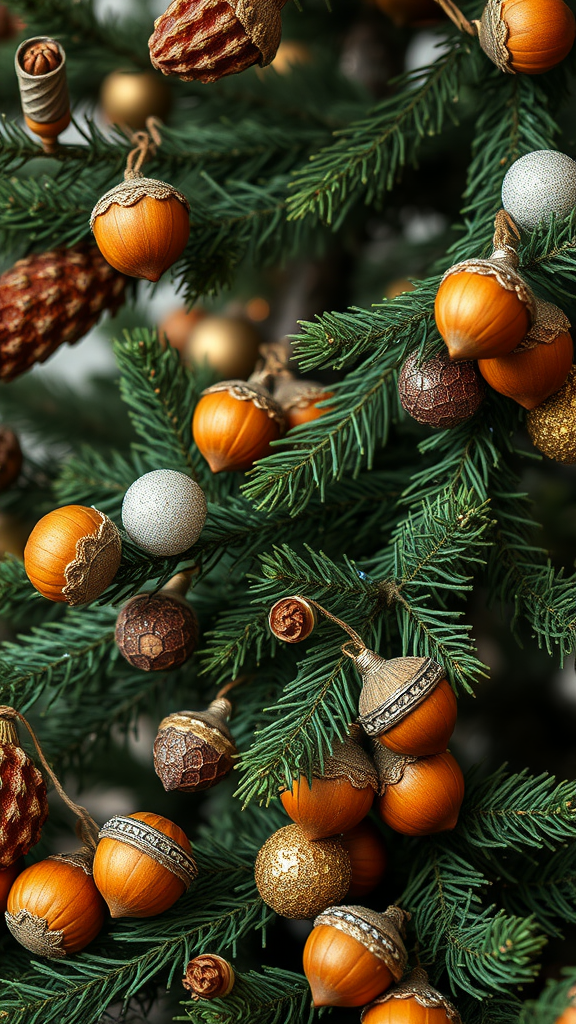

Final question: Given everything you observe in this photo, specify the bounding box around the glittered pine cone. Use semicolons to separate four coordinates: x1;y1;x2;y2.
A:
115;576;199;672
398;350;486;429
153;698;237;792
182;954;235;999
0;716;48;869
0;245;127;381
149;0;287;84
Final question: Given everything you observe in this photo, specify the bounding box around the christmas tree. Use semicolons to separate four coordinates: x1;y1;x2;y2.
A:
1;0;576;1021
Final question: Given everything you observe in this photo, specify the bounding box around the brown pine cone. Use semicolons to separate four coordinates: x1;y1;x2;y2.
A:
0;719;48;868
115;592;199;671
398;350;486;429
0;245;127;382
149;0;284;84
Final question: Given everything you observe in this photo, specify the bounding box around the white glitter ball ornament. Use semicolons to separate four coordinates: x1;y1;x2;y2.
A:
122;470;207;556
502;150;576;231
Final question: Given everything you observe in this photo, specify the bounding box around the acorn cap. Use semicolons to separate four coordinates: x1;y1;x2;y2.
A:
157;698;235;747
514;296;571;352
313;904;408;981
98;814;197;888
200;379;285;428
313;726;378;792
90;176;190;229
371;742;417;793
274;377;327;411
475;0;511;75
354;648;445;736
361;967;462;1023
62;509;122;606
154;698;237;793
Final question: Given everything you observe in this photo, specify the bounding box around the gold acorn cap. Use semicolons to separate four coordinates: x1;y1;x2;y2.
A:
353;647;445;736
361;967;461;1023
313;904;408;981
200;379;285;429
371;742;417;793
312;725;378;792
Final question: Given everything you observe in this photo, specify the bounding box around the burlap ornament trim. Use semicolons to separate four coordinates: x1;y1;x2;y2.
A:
98;815;198;888
62;510;121;606
90;176;190;229
313;905;408;979
48;849;95;875
201;380;286;426
476;0;512;74
309;727;379;792
355;651;446;736
233;0;286;66
5;908;67;959
362;967;462;1023
372;742;418;792
515;297;572;352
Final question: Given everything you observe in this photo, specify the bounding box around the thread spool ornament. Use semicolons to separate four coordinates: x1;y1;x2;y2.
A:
100;70;172;131
115;573;199;672
373;743;465;836
269;595;317;643
502;150;576;231
303;904;408;1007
341;821;387;899
0;712;48;868
91;121;190;282
361;968;462;1024
0;428;23;491
153;698;237;793
280;726;378;839
93;812;197;918
527;366;576;463
185;315;262;381
193;377;285;473
254;823;351;919
0;245;127;382
24;505;122;605
149;0;287;84
398;351;486;429
15;37;70;153
122;470;207;556
182;954;235;999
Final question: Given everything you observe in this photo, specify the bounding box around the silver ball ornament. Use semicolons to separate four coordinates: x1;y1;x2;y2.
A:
122;470;207;556
502;150;576;231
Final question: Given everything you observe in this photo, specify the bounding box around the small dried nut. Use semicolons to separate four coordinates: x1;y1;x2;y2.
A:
182;954;235;999
21;41;62;75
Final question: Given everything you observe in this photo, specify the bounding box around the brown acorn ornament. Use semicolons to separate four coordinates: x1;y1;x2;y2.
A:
280;727;378;839
254;823;351;919
183;954;235;999
269;595;317;643
341;821;387;900
274;376;334;430
115;573;199;672
374;744;465;836
93;812;198;918
149;0;287;84
24;504;122;605
527;365;576;463
361;968;462;1024
0;428;23;491
153;698;237;793
398;351;486;428
192;379;285;473
6;850;106;959
435;210;534;361
303;904;408;1007
0;713;48;868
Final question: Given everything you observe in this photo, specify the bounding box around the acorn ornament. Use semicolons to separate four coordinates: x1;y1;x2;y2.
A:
341;821;387;900
361;968;462;1024
254;823;351;919
93;812;197;918
398;351;486;429
115;572;199;672
0;712;48;868
183;954;235;999
153;698;237;793
24;504;122;605
6;850;106;959
527;366;576;463
122;469;207;556
502;150;576;231
15;37;70;153
193;378;285;473
274;376;334;430
280;727;378;839
435;210;534;361
303;904;408;1007
269;595;317;643
0;428;23;491
373;743;465;836
149;0;287;84
185;315;262;381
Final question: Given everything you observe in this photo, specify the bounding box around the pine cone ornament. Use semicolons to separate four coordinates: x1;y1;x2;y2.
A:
149;0;286;84
0;715;48;868
0;245;127;381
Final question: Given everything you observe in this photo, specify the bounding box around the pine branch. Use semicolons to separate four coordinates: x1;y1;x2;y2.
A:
520;970;576;1024
501;842;576;938
175;967;315;1024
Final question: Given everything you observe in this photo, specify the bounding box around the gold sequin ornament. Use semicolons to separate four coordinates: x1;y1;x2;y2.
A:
527;365;576;464
254;823;350;919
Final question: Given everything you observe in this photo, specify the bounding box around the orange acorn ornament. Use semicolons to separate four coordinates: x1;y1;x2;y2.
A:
274;376;334;430
303;904;408;1007
374;744;464;836
280;727;378;839
361;968;462;1024
435;210;534;361
24;504;121;605
6;850;106;959
475;0;575;75
93;811;197;918
192;378;285;473
340;821;387;899
0;711;48;868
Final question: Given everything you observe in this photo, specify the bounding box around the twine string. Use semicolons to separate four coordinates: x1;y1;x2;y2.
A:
124;116;163;181
433;0;477;35
296;597;367;653
0;705;99;851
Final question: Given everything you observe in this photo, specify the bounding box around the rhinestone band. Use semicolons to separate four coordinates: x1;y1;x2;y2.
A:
98;815;197;888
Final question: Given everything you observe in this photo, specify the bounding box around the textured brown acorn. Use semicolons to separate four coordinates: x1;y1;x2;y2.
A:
254;823;351;919
192;379;285;473
0;428;23;491
341;821;387;899
5;851;106;959
280;728;378;839
374;744;465;836
303;904;408;1007
398;351;485;429
0;246;127;381
149;0;287;84
0;715;48;868
115;575;199;672
269;595;317;643
182;954;235;999
153;698;237;793
361;967;462;1024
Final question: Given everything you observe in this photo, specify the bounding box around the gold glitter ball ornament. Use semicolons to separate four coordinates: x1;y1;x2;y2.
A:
527;365;576;464
254;823;351;919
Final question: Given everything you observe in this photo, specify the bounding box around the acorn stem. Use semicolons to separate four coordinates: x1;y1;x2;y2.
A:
433;0;476;34
159;569;196;599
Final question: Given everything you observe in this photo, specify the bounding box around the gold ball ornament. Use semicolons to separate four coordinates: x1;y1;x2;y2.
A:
158;306;206;353
100;70;172;130
185;315;262;381
254;823;351;919
527;365;576;464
